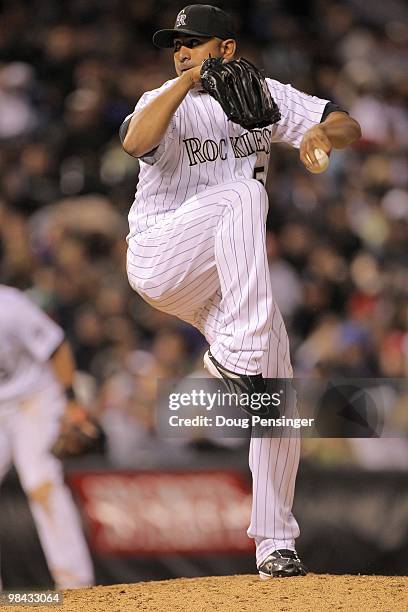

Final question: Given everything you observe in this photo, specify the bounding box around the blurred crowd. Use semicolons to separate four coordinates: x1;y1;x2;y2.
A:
0;0;407;468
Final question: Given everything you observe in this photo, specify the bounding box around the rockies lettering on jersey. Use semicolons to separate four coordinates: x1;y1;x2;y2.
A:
183;128;272;166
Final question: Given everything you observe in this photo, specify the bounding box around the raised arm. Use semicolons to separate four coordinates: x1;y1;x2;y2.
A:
121;66;201;158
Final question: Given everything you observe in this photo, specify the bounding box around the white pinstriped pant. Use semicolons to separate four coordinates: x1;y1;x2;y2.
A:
127;179;300;564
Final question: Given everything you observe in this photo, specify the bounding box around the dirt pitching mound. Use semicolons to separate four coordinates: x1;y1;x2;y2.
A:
8;574;407;612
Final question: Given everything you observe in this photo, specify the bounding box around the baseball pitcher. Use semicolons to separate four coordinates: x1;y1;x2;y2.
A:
120;4;361;577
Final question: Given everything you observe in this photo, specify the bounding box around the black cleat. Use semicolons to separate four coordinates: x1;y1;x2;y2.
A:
203;350;274;417
258;549;308;579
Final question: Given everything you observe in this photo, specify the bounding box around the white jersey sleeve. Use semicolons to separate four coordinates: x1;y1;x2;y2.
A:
7;288;64;362
267;79;330;148
122;79;178;165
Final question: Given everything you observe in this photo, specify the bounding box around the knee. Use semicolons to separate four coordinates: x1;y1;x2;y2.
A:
236;179;269;214
17;454;63;500
249;178;268;205
130;277;168;303
247;178;268;196
27;480;54;514
127;263;168;303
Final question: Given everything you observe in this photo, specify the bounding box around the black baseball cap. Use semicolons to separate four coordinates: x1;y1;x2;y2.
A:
153;4;236;48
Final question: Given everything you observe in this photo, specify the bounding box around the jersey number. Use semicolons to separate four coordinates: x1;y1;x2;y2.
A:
254;165;265;185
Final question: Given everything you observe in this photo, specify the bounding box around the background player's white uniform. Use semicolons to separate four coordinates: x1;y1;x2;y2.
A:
125;79;329;566
0;285;94;588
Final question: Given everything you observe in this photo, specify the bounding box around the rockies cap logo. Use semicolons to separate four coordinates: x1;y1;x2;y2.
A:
175;10;187;28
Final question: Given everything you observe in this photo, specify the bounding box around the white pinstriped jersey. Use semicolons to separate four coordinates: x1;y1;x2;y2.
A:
0;285;64;403
126;78;329;238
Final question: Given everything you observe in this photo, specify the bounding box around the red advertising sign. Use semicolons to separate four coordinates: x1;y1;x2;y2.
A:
68;470;253;555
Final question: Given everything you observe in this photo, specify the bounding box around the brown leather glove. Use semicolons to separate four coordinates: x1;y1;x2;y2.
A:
51;402;105;458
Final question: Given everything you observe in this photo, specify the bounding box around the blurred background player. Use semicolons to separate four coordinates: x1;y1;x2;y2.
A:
0;284;94;589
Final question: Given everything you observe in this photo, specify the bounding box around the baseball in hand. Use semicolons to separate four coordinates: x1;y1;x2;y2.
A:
306;148;330;174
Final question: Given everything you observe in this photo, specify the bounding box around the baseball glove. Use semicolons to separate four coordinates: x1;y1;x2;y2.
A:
200;57;281;130
51;404;105;459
